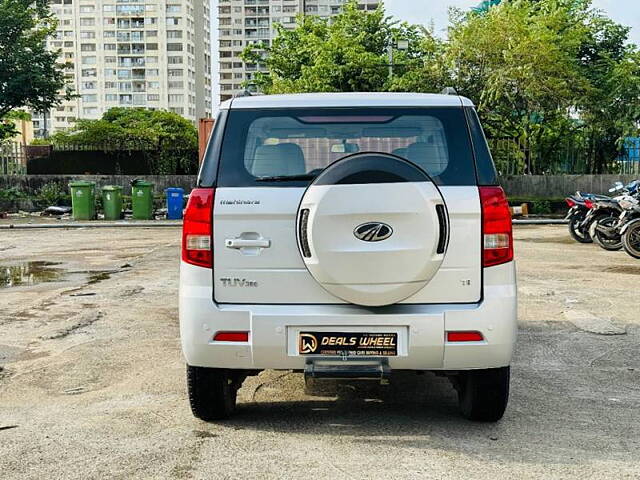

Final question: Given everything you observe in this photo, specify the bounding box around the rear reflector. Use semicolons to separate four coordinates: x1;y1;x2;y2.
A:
213;331;249;342
584;199;594;209
182;188;214;268
447;331;484;342
479;186;513;267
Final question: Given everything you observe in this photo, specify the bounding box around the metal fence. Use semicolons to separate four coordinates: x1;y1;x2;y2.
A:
24;141;199;176
0;142;26;175
488;137;640;176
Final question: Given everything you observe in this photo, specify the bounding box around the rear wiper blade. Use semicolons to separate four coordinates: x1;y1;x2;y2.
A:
255;173;317;182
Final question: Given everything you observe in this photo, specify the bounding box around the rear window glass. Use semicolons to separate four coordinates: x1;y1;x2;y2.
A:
218;108;476;186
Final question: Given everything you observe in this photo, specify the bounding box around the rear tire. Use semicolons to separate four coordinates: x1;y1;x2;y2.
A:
568;216;592;243
593;216;622;251
187;365;238;421
457;367;510;422
622;222;640;259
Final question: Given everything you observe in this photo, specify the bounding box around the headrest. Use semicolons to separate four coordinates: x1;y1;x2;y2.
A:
251;143;306;177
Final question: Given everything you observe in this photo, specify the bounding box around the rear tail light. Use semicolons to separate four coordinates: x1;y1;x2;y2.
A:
584;199;594;209
213;331;249;342
182;188;214;268
480;186;513;267
565;198;576;208
447;331;484;342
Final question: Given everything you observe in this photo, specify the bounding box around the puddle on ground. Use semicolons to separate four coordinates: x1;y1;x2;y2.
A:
87;272;112;284
0;262;66;288
0;261;118;289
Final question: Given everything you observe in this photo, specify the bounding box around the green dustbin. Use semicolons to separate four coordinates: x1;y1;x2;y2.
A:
102;185;123;220
69;181;96;220
131;180;154;220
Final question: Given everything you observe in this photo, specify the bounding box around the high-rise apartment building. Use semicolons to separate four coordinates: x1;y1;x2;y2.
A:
217;0;380;103
33;0;212;137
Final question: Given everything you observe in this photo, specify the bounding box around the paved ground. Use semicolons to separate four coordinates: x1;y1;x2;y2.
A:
0;226;639;479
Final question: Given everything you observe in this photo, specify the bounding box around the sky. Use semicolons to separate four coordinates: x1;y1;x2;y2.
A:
384;0;640;44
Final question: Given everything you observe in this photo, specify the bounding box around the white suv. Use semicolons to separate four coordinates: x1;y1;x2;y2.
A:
180;93;516;422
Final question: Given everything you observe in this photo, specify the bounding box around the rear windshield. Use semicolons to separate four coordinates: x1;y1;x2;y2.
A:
217;107;477;186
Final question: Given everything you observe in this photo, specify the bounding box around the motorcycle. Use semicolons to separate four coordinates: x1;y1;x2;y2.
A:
593;195;640;250
565;181;639;250
621;210;640;258
591;181;640;251
565;192;612;243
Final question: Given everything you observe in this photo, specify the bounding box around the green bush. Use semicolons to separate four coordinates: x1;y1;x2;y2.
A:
36;182;70;207
0;187;27;201
532;200;552;214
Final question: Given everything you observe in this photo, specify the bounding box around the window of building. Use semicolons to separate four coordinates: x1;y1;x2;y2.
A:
168;69;183;77
147;94;160;101
79;18;95;26
80;44;96;52
82;94;97;103
167;30;182;39
80;31;95;39
167;43;183;52
82;56;97;65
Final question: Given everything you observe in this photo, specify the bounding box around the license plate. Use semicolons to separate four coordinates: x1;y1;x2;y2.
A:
298;332;397;356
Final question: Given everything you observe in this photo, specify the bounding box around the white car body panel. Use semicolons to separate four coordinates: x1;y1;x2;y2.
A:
220;92;475;110
213;186;481;304
180;260;517;370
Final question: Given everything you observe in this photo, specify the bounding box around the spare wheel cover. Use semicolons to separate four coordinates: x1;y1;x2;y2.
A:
296;153;449;306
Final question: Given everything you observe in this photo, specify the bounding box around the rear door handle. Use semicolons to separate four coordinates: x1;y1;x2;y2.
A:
225;238;271;249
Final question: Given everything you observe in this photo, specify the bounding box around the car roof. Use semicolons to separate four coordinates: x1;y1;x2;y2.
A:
220;92;474;110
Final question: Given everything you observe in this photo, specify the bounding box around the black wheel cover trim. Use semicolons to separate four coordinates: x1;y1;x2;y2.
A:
312;152;432;185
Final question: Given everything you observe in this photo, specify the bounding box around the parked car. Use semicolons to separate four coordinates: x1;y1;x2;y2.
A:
180;93;517;422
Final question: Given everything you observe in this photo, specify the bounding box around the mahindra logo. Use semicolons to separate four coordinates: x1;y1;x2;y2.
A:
354;222;393;242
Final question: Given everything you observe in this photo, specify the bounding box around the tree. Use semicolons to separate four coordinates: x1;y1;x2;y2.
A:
242;0;420;93
52;108;197;147
0;0;70;140
245;0;640;174
51;108;199;174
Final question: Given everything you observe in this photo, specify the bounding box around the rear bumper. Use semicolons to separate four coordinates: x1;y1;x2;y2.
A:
179;261;517;371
